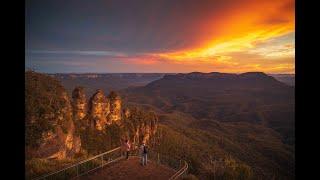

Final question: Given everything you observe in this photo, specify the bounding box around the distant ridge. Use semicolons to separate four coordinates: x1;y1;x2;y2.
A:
151;71;289;90
164;71;271;78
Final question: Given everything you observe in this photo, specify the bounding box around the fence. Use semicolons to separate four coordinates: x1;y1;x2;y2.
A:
33;147;123;180
169;160;188;180
33;146;188;180
130;146;188;179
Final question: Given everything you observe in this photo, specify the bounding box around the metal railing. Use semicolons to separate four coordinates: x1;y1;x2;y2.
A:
33;147;123;180
33;146;188;180
169;160;188;180
130;147;188;179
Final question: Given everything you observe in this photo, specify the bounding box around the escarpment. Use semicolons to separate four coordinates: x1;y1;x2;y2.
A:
25;71;81;160
26;71;158;160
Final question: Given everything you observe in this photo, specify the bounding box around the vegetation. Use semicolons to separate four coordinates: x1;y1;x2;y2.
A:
80;126;120;155
79;106;157;155
148;110;293;179
25;71;71;148
120;72;294;179
25;157;85;179
122;106;158;144
25;72;294;179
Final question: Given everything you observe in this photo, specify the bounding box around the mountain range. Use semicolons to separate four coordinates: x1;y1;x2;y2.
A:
52;73;294;97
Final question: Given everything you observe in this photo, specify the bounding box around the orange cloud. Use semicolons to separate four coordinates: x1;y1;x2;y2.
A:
147;0;295;73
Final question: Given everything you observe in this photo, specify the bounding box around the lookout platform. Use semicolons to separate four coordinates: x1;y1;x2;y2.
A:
79;156;176;180
33;147;188;180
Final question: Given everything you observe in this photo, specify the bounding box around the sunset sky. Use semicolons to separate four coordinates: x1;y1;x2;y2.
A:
26;0;295;73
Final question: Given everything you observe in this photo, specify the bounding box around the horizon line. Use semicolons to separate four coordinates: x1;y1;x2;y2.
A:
25;70;295;75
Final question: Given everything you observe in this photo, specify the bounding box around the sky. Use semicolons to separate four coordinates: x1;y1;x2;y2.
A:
25;0;295;73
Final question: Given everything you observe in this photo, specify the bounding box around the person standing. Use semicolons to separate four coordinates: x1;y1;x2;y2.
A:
121;139;126;157
125;139;131;160
140;142;148;166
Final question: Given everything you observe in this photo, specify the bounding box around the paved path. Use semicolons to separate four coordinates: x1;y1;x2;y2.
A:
79;156;176;180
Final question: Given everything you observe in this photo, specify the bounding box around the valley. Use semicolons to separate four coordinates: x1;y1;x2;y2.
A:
26;71;295;179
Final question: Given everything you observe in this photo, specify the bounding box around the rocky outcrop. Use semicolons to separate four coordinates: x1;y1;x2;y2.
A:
121;107;158;146
86;90;123;130
26;71;158;161
25;71;81;160
37;119;81;160
72;87;87;121
89;89;108;130
123;108;131;119
37;92;81;160
107;91;122;124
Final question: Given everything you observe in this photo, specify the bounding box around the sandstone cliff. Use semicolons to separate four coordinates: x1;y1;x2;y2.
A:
72;87;87;121
89;89;108;130
121;107;158;146
26;71;158;160
26;71;81;160
107;91;122;124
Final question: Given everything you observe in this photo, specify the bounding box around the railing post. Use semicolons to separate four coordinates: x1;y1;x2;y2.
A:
76;164;79;177
157;153;160;164
101;155;103;167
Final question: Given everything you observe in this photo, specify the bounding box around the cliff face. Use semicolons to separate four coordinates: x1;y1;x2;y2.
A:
121;107;158;146
37;118;81;159
26;71;158;160
89;89;108;130
82;89;158;148
25;71;81;160
72;87;87;121
107;91;122;124
86;90;122;130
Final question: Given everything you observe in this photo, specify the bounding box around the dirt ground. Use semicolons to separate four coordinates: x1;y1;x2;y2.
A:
79;156;176;180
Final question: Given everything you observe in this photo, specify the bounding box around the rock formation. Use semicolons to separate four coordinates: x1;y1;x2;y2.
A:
72;87;87;121
26;71;158;161
123;108;130;119
107;91;122;124
86;90;122;130
105;98;111;120
89;89;108;130
25;71;81;160
121;107;158;146
38;92;82;159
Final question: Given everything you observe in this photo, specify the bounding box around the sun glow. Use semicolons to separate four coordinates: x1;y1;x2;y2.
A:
142;0;295;73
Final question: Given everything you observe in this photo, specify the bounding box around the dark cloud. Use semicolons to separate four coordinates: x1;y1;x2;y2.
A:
26;0;245;52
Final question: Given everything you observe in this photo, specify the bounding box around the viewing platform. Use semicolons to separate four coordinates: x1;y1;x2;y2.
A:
34;147;188;180
79;156;176;180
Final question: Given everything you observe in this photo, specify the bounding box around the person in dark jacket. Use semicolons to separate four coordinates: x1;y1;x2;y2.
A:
140;141;148;166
